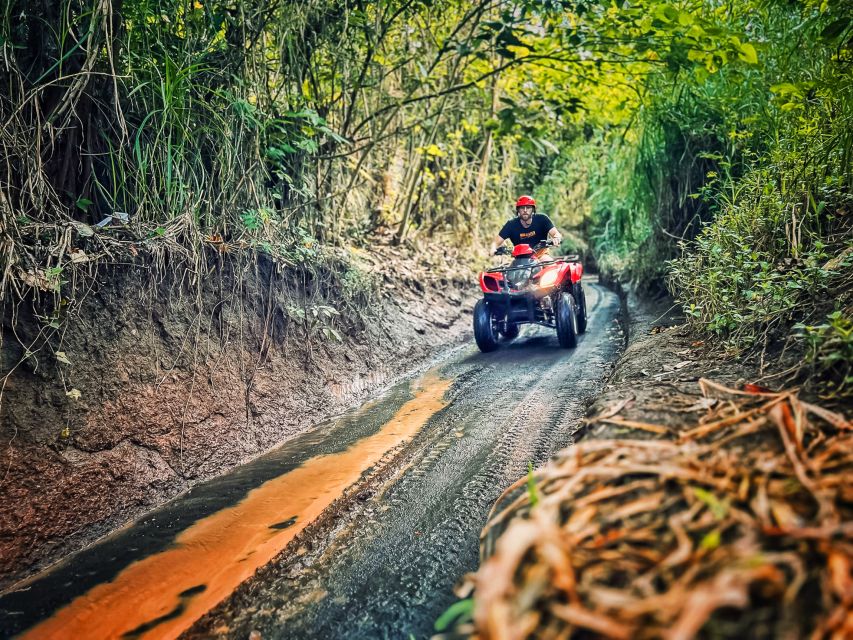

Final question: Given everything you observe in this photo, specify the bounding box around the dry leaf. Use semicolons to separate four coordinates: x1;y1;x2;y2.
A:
589;397;635;422
600;416;670;435
17;269;52;291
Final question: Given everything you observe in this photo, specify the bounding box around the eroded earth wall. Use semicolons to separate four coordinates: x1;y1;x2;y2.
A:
0;254;473;587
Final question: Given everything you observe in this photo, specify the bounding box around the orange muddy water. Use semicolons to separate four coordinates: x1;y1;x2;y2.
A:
22;371;451;640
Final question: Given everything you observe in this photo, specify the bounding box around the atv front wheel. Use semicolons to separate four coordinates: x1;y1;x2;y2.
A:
575;284;588;334
473;299;499;352
556;292;578;348
499;323;520;341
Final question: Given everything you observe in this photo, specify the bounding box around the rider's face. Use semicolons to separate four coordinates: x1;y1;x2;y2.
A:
517;205;534;221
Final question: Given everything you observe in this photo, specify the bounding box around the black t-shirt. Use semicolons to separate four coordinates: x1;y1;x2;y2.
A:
499;214;555;246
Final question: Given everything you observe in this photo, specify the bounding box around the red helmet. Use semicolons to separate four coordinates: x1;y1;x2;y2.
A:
515;195;536;210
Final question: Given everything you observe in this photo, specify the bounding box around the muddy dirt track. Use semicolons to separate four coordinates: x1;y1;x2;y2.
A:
188;279;623;640
0;278;622;640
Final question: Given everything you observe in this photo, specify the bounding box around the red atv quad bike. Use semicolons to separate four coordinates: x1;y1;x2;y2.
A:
474;240;587;352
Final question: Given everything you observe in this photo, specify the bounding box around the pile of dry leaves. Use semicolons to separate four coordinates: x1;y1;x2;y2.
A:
462;380;852;639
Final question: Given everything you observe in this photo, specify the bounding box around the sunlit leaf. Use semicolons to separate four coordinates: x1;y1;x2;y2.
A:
738;42;758;64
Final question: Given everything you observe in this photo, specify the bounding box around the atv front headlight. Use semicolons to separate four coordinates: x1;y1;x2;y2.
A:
539;269;559;288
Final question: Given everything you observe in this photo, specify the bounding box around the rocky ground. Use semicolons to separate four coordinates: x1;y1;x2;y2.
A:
0;246;478;588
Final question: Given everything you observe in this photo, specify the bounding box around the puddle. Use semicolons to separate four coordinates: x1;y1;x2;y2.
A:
17;371;451;640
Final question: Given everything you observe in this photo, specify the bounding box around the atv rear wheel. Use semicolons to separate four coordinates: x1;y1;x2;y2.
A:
499;323;520;341
556;292;578;348
473;299;499;352
575;284;588;334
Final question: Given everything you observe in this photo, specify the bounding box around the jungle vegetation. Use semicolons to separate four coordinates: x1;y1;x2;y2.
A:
1;0;850;393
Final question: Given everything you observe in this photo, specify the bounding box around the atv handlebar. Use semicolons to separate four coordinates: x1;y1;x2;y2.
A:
494;239;558;256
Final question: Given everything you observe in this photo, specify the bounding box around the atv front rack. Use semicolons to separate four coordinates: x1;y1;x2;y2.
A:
486;254;579;273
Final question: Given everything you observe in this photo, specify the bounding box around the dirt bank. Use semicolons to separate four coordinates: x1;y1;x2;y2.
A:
0;247;476;588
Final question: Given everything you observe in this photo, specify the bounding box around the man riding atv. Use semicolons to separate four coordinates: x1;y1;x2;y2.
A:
473;194;586;352
490;195;562;259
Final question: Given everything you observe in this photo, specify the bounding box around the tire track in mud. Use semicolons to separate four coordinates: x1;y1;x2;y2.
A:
186;280;622;640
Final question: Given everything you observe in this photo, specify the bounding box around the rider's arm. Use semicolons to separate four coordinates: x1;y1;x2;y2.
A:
490;234;507;255
547;227;562;246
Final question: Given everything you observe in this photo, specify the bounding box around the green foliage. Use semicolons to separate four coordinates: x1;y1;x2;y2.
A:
434;598;474;632
286;303;342;342
526;461;539;508
2;0;850;375
660;1;852;392
795;311;853;398
539;0;853;391
240;209;264;232
668;162;844;342
340;264;378;307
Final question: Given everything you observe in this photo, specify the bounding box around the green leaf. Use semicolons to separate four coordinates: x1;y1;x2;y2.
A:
653;5;679;24
738;43;758;65
527;461;539;507
700;529;721;550
770;83;803;97
424;144;445;157
434;598;474;631
323;326;342;342
692;487;729;520
687;49;707;63
76;197;94;211
294;138;318;153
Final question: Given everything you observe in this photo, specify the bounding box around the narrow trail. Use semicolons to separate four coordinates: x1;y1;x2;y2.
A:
187;279;623;639
0;278;622;640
